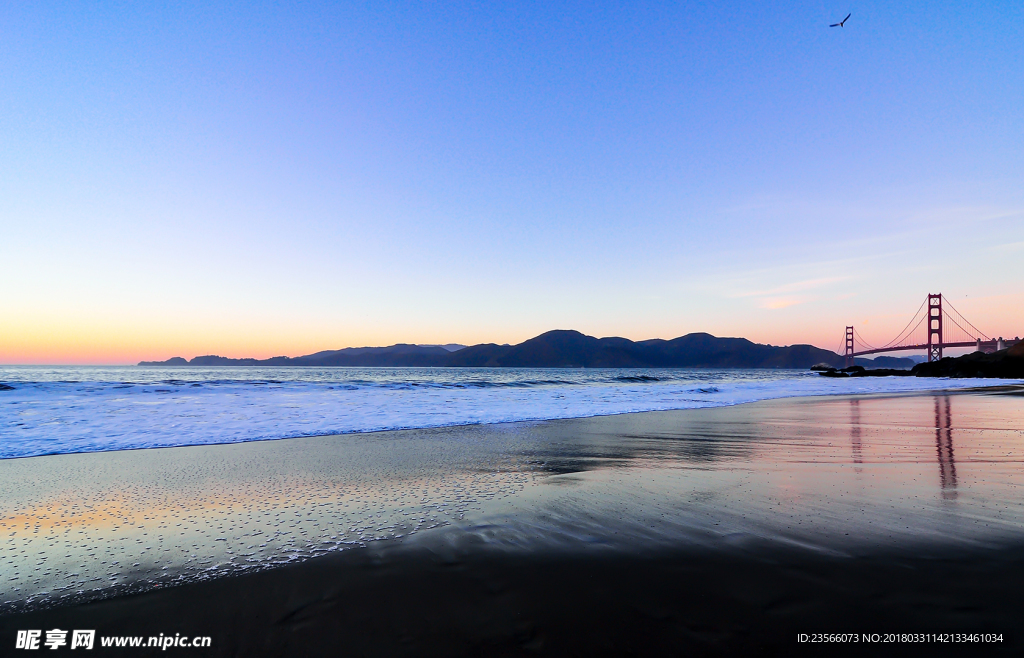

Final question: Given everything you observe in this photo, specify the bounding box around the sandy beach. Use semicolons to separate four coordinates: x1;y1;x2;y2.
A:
3;388;1023;655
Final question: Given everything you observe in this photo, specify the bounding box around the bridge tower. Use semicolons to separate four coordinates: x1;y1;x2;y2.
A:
927;293;943;362
845;326;854;368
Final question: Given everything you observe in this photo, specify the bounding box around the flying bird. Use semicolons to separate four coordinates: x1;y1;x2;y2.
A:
830;13;851;27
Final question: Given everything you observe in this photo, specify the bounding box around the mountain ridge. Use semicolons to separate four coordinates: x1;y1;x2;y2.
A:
138;330;899;369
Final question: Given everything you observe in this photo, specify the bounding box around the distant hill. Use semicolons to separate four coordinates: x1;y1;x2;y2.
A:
441;331;840;368
140;344;454;367
139;331;844;369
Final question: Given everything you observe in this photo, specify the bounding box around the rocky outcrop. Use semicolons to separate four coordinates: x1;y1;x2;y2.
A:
910;347;1024;379
814;365;911;378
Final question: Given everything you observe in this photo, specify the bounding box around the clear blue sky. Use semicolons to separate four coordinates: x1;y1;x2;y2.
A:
2;1;1022;363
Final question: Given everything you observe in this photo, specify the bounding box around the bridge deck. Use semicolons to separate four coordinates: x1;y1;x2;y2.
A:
852;341;1014;357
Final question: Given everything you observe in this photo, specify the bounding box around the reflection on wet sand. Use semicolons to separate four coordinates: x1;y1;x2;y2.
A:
476;389;1024;556
935;395;958;498
0;430;532;613
849;398;863;470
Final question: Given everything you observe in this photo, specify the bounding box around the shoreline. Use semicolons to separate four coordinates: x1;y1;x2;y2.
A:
3;388;1023;654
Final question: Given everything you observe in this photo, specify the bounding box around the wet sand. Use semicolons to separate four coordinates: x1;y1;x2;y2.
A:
2;388;1023;654
3;538;1021;656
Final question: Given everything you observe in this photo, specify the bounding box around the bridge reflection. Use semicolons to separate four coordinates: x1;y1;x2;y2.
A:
935;396;957;499
848;398;863;468
845;395;958;498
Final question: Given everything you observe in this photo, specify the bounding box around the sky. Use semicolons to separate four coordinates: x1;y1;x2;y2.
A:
2;1;1022;364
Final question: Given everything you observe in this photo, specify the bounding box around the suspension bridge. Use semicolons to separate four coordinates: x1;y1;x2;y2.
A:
838;293;1019;367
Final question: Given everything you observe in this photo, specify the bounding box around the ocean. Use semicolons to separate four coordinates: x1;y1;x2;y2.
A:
0;366;1010;459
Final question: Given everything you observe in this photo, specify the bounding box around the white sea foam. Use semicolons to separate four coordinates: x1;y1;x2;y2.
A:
0;366;1017;459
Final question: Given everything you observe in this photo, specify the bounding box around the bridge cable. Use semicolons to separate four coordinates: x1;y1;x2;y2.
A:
940;297;990;341
853;327;880;352
878;297;929;350
855;313;927;356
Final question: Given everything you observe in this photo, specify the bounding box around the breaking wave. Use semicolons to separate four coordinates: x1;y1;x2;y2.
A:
0;366;1014;459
